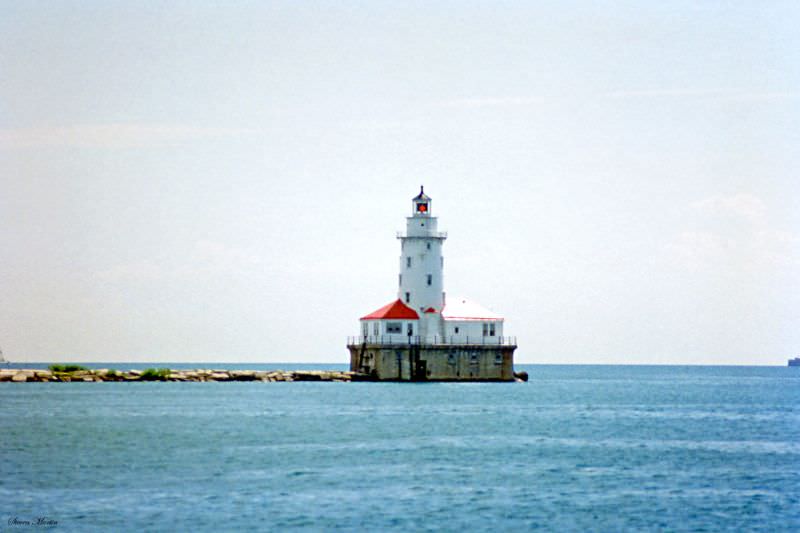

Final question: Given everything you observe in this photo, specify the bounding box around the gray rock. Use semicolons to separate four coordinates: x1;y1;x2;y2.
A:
1;367;377;384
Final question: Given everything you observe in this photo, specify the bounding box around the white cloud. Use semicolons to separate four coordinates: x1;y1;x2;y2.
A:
605;88;733;98
439;96;547;108
603;89;800;101
0;123;256;149
663;231;732;270
691;193;767;222
439;90;800;109
752;229;800;268
665;194;799;270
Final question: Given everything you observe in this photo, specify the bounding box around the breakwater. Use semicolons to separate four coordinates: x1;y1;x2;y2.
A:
1;367;529;383
0;368;373;383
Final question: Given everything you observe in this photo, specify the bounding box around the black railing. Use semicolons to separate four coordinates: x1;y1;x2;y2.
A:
346;335;517;346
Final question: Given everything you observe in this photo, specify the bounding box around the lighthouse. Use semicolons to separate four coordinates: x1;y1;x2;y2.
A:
347;187;517;381
398;186;445;313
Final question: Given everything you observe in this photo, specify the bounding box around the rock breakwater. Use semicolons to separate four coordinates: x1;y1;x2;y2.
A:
0;368;374;383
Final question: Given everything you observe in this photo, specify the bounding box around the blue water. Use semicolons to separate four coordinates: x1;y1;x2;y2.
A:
2;365;798;531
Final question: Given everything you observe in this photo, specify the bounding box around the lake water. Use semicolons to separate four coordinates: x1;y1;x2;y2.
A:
2;365;798;531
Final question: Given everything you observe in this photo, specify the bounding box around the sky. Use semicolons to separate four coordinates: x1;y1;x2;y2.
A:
1;1;798;365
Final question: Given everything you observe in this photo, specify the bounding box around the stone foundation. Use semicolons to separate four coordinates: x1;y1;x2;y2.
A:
348;343;516;381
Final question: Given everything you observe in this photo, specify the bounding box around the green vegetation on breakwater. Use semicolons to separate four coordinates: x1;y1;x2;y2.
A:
48;364;89;373
140;368;171;381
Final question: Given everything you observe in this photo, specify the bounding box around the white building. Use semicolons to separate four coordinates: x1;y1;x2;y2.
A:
441;297;504;344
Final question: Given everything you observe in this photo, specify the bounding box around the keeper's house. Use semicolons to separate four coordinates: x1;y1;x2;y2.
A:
347;187;517;381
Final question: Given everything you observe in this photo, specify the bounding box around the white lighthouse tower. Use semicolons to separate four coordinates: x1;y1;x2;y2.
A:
397;186;447;340
398;187;446;341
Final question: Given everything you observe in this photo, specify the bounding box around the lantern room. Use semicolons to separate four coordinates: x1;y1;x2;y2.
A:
412;186;431;216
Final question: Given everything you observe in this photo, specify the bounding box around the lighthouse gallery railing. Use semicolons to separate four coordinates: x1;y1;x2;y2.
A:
396;231;448;239
347;335;517;346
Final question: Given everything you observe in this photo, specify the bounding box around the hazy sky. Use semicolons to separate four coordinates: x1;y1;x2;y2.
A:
1;1;798;364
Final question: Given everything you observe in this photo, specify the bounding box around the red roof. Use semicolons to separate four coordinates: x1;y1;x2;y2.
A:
424;307;437;314
360;299;419;320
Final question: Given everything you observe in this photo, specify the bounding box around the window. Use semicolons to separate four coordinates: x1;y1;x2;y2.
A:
405;292;410;303
454;327;460;334
489;323;496;337
427;274;432;286
362;323;368;336
407;323;413;336
426;242;431;250
495;353;503;364
373;322;379;336
406;257;411;268
386;322;402;334
483;323;488;336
